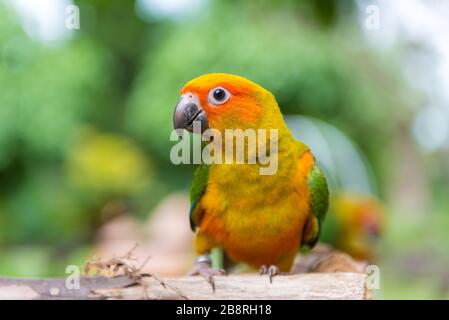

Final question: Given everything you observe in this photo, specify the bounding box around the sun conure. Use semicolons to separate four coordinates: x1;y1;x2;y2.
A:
173;73;329;281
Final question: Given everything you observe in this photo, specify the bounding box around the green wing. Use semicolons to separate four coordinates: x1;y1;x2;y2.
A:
189;164;210;231
302;164;329;248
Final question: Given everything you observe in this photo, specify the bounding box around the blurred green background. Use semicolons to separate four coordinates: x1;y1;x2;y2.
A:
1;0;449;299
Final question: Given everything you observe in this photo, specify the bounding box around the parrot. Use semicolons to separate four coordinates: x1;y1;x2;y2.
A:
320;192;385;262
172;73;329;283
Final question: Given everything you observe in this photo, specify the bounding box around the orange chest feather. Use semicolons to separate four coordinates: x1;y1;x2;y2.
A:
198;151;315;268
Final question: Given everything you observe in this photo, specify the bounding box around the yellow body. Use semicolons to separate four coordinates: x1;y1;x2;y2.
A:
196;149;314;271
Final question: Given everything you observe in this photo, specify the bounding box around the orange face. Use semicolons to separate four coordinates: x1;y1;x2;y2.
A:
174;73;269;133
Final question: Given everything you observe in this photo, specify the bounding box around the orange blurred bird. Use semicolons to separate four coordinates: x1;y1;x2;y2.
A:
321;193;385;262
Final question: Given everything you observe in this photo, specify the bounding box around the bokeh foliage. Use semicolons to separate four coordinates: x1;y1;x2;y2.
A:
1;0;445;297
0;0;402;259
125;1;405;189
0;1;152;246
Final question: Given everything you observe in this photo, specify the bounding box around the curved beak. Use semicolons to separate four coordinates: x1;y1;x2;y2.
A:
173;94;209;133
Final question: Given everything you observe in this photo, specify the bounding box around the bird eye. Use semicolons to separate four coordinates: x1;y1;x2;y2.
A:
208;87;230;105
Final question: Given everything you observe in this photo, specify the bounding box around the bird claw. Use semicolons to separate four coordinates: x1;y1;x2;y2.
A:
189;262;226;292
259;265;281;283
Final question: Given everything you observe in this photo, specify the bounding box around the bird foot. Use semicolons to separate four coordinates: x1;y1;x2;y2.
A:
259;265;284;283
189;257;226;292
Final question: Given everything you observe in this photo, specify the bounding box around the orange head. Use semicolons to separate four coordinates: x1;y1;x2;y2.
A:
173;73;285;133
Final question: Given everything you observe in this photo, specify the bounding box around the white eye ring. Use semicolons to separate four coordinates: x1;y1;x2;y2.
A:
208;87;231;106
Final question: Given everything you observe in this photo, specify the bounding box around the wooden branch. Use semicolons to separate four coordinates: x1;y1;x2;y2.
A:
0;246;370;300
0;273;369;300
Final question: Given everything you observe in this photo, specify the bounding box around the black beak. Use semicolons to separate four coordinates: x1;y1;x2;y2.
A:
173;98;209;133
